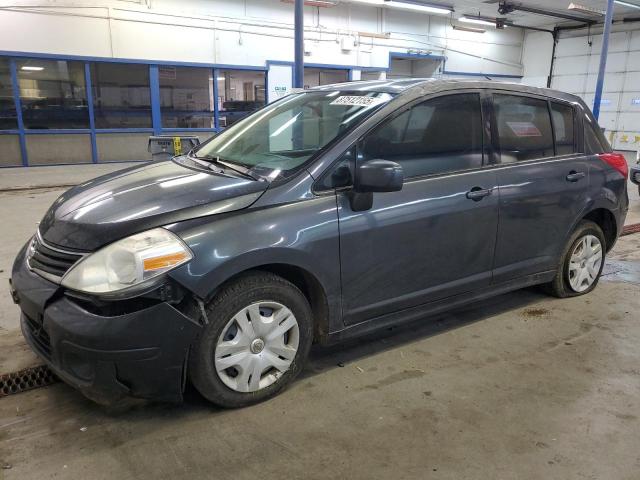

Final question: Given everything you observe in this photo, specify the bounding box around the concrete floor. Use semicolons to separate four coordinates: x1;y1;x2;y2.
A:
0;158;639;479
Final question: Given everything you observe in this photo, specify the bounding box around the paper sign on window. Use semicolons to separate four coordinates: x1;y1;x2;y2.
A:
506;121;542;137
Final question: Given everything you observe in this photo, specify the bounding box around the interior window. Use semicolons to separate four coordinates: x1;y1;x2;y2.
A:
494;94;554;162
360;93;483;178
550;102;575;155
17;59;89;129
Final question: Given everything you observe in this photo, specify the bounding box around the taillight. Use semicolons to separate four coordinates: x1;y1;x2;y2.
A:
598;153;628;179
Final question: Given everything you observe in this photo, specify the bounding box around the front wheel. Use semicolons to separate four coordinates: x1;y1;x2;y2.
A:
544;220;606;298
189;272;313;408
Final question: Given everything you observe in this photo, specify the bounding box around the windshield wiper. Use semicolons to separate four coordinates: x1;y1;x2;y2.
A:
191;153;261;181
215;158;261;181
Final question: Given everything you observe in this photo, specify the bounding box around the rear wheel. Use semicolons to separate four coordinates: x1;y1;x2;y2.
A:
189;272;313;408
544;220;606;298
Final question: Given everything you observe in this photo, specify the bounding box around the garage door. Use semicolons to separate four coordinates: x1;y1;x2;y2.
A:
551;29;640;151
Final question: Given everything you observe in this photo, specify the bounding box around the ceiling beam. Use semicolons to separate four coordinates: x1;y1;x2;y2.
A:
498;2;597;24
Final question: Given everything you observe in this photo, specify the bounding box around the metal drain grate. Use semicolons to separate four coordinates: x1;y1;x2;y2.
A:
0;365;58;397
622;223;640;236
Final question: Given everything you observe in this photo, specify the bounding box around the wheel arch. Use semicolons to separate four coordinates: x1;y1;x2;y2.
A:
581;207;617;252
246;263;331;343
180;250;338;344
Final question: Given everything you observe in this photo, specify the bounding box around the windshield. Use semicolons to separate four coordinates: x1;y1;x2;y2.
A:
193;90;393;180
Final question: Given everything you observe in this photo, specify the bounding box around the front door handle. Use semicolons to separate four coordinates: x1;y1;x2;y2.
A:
566;171;586;182
466;186;493;201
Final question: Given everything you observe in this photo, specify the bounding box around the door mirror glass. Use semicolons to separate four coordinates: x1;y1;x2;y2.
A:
355;159;403;192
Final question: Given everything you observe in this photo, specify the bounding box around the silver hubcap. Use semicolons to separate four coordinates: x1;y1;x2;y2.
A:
214;301;299;393
568;234;603;293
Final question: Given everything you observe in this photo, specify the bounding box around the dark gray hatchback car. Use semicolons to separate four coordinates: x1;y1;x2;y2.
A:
11;79;629;407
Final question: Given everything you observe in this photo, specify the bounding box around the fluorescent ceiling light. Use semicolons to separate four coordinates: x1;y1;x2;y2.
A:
304;0;338;5
459;16;496;27
453;24;486;33
281;0;338;6
217;77;226;81
350;0;453;15
21;66;44;71
615;0;640;9
567;3;604;15
385;1;452;15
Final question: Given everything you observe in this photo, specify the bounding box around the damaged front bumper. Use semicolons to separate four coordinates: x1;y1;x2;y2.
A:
10;244;202;404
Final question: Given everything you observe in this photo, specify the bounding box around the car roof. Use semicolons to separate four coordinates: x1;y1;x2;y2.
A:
309;78;582;104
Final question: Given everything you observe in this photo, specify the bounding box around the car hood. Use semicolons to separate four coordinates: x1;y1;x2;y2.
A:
39;159;267;251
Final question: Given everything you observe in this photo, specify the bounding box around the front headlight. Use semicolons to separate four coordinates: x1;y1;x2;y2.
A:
61;228;192;294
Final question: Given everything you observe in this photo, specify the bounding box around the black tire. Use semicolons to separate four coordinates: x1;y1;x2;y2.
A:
544;220;606;298
189;271;313;408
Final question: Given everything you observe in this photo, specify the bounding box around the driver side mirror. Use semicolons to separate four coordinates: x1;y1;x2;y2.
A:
355;159;404;193
348;159;404;212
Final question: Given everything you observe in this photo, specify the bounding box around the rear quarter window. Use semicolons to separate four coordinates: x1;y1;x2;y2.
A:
584;118;612;154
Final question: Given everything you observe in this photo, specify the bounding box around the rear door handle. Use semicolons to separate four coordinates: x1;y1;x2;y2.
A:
566;171;586;182
466;187;493;201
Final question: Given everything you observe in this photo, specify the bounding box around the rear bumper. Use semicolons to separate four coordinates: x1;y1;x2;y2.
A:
10;244;201;404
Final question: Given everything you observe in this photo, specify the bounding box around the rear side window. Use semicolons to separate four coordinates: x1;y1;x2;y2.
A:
550;102;575;155
360;93;483;178
494;94;554;162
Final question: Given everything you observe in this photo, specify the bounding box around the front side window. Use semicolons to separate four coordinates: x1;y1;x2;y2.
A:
359;93;484;178
194;91;393;180
550;102;575;155
17;59;89;129
494;94;554;162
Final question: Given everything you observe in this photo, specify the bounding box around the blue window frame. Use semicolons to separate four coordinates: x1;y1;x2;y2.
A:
0;52;268;167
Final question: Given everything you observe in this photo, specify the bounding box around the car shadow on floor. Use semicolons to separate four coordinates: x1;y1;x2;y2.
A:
302;286;547;378
179;285;549;409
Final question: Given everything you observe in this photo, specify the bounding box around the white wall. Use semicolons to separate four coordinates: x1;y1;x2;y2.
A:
521;24;640;150
0;0;525;78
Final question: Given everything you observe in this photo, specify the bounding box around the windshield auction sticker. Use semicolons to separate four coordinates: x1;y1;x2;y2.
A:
330;96;385;107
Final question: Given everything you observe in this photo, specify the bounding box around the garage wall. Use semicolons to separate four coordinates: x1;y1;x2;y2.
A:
0;0;524;77
0;0;528;167
522;25;640;151
521;31;554;88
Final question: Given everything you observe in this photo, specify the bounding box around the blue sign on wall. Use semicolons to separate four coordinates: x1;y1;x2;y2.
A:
631;98;640;105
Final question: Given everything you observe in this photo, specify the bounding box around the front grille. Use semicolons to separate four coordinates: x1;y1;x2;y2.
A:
27;232;85;283
22;313;52;359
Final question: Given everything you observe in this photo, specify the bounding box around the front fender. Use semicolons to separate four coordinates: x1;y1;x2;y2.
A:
166;195;342;331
